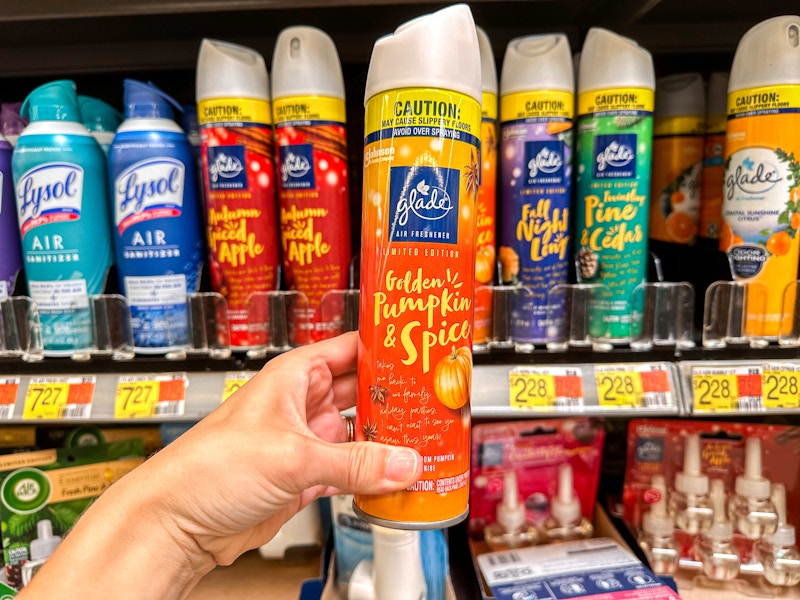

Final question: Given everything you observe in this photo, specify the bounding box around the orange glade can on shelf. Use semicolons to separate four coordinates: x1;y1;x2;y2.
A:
355;4;482;529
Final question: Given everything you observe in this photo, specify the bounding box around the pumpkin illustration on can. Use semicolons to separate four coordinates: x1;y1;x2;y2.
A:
434;346;472;410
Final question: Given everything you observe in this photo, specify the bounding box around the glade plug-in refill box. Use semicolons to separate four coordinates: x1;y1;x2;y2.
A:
477;537;683;600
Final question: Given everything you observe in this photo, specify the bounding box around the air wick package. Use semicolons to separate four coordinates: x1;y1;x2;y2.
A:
623;420;800;590
0;440;144;589
469;419;604;556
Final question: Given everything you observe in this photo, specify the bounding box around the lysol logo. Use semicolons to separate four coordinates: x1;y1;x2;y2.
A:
597;141;634;171
16;163;83;235
725;150;783;200
208;151;243;182
396;179;452;225
529;147;563;178
115;158;185;233
281;152;311;181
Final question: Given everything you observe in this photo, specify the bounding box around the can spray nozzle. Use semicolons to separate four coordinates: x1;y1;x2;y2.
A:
123;79;183;121
21;80;81;122
675;433;709;496
735;437;771;501
551;463;581;526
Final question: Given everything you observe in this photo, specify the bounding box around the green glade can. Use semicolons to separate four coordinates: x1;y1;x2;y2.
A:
574;28;655;342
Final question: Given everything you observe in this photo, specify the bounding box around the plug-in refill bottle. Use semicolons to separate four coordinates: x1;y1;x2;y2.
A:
669;433;713;534
728;437;778;540
754;484;800;586
13;80;114;355
484;470;540;550
638;475;678;575
695;479;740;580
271;26;352;344
108;80;205;354
498;33;573;348
20;519;62;586
543;463;593;541
574;28;654;342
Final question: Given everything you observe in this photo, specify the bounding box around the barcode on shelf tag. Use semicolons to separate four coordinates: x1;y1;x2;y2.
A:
594;364;673;409
691;365;762;413
509;367;583;411
221;372;256;403
486;551;523;567
761;363;800;409
23;376;95;420
0;378;20;420
115;373;187;419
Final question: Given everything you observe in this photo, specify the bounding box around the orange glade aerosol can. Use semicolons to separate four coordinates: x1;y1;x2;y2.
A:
355;3;482;529
473;26;499;351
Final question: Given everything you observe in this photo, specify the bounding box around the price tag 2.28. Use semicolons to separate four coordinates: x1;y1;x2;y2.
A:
115;374;187;419
509;367;583;410
762;363;800;409
23;376;96;420
692;366;762;412
595;364;673;409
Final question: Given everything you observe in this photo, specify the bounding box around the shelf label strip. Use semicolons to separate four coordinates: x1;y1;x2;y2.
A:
594;363;673;409
509;367;583;410
691;365;762;412
0;377;20;420
115;373;187;419
23;376;95;420
221;372;256;403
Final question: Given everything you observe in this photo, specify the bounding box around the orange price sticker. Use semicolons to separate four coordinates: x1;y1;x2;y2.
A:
509;367;583;410
115;374;187;419
0;378;20;420
221;372;256;403
23;376;95;420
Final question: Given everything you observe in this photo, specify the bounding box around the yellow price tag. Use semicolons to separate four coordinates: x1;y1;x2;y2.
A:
221;372;255;403
23;377;95;420
594;368;643;407
509;371;557;408
762;364;800;409
115;375;186;419
692;370;739;412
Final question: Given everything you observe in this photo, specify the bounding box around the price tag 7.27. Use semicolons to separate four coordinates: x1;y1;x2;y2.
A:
221;372;256;403
23;376;95;420
115;374;187;419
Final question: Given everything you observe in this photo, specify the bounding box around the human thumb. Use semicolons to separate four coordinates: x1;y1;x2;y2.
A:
303;440;422;496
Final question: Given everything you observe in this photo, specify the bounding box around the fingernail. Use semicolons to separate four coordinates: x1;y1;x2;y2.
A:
385;448;419;482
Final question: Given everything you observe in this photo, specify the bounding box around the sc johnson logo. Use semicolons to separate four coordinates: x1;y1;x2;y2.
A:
524;141;564;186
364;145;395;167
593;134;636;179
279;144;316;190
207;146;247;191
388;166;459;245
724;149;783;200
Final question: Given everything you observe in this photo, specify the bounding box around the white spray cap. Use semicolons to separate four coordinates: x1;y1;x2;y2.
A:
496;470;527;532
642;475;674;538
271;27;345;101
765;484;796;546
655;73;705;118
578;28;655;94
196;39;270;102
551;463;581;525
500;34;574;96
370;525;427;600
476;26;498;95
706;72;729;118
729;16;800;91
29;519;62;561
674;433;709;496
735;437;771;500
364;4;481;105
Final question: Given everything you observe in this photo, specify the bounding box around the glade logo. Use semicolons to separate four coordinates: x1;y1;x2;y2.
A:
635;438;664;462
396;179;452;225
17;163;83;220
281;152;311;181
209;151;243;182
725;151;783;200
528;147;563;178
596;141;634;171
116;158;185;219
